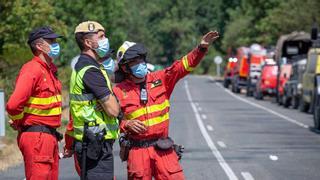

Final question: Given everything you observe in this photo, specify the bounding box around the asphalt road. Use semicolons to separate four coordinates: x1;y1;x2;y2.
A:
2;75;320;180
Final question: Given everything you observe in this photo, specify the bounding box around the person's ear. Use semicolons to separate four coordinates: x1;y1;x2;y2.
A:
84;38;92;49
37;41;50;54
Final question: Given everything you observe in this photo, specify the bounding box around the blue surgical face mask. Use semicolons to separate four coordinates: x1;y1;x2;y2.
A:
102;57;115;74
95;38;110;58
48;43;60;59
130;62;148;78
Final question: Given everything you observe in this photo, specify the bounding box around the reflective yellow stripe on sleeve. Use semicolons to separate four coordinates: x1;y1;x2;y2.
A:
28;95;62;105
8;112;24;120
24;106;62;116
182;55;194;72
126;100;170;120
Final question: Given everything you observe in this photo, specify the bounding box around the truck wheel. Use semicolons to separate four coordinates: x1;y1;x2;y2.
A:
246;87;253;97
235;86;240;93
246;88;250;96
299;96;309;112
278;95;283;105
314;92;320;130
283;95;290;108
223;79;229;88
314;106;320;130
255;90;263;100
234;80;240;93
231;82;236;92
292;96;300;109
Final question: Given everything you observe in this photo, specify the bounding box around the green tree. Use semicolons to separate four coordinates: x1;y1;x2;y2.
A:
222;0;280;49
258;0;320;44
0;0;67;66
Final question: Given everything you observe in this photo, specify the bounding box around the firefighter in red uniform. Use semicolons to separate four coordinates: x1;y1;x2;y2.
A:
6;26;63;180
113;31;219;180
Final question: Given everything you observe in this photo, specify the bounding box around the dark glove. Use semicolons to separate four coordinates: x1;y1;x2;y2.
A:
173;144;184;160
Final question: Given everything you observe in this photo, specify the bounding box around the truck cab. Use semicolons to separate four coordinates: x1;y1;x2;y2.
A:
231;47;250;93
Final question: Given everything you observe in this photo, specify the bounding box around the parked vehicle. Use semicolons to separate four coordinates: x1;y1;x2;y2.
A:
231;47;250;93
275;32;312;106
246;44;267;96
303;25;320;129
282;55;307;108
254;59;278;100
223;57;237;88
230;45;266;94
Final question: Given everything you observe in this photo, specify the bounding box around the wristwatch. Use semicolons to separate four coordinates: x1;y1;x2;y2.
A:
198;44;208;52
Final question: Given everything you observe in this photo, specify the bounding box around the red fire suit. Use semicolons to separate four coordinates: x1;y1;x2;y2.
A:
113;46;207;180
6;56;62;180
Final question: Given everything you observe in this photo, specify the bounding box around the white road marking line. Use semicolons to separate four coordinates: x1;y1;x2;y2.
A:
269;155;278;161
201;114;207;119
184;80;238;180
241;172;255;180
217;141;227;148
222;87;309;129
206;125;214;131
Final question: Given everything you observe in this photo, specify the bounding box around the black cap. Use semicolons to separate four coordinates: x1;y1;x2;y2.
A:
27;26;62;44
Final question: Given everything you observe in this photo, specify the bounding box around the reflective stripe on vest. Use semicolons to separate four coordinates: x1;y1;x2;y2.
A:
27;95;62;105
142;112;169;126
70;65;119;141
126;100;170;119
69;93;94;101
24;106;62;116
11;94;62;121
124;99;170;127
73;124;119;134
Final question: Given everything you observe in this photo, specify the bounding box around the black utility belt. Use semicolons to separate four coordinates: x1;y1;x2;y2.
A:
119;136;184;161
22;125;63;141
130;137;174;150
130;138;158;148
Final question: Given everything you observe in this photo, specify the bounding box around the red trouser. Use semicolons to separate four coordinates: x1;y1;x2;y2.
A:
127;146;185;180
18;132;59;180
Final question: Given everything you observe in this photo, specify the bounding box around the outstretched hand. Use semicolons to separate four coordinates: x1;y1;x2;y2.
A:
200;31;219;48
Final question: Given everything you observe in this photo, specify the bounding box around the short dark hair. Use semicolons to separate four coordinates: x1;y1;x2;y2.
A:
75;32;95;51
29;38;44;55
